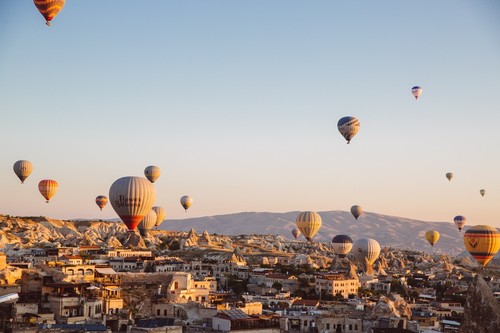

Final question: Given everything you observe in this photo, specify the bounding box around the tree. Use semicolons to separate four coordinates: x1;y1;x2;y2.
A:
272;282;283;291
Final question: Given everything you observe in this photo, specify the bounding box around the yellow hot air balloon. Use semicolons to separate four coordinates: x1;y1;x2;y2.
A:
137;209;157;237
180;195;193;212
425;230;440;247
446;172;453;181
295;211;322;242
13;160;33;184
152;206;167;227
109;176;156;232
95;195;108;211
38;179;58;203
463;225;500;267
33;0;66;26
144;165;161;183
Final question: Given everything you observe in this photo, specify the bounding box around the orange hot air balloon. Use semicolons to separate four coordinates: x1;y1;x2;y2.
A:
95;195;108;211
38;179;58;203
34;0;66;26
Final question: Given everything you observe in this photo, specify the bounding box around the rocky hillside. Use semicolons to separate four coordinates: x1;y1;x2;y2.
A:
160;211;480;255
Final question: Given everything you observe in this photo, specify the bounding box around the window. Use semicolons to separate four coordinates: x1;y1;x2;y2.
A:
157;309;160;316
326;323;330;329
164;309;167;316
304;320;308;326
355;324;358;330
349;324;352;330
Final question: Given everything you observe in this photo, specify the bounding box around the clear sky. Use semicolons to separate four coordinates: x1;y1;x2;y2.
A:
0;1;499;227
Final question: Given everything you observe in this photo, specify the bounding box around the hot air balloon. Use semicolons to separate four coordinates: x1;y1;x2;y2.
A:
446;172;453;181
337;116;360;144
352;238;380;265
463;225;500;267
180;195;193;212
291;228;301;240
38;179;58;203
480;189;486;197
453;215;467;232
332;235;353;258
95;195;108;211
144;165;161;183
350;205;363;220
33;0;65;26
137;209;157;237
13;160;33;184
425;230;440;247
109;176;156;232
152;206;167;228
295;211;322;242
411;86;423;100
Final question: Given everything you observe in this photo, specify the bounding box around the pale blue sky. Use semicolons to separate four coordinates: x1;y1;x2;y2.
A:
1;1;499;227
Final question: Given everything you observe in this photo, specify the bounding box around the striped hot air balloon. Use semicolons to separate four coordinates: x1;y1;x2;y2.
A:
13;160;33;184
352;238;380;265
109;176;156;231
95;195;108;211
411;86;423;100
463;225;500;267
425;230;440;247
137;209;157;237
33;0;65;26
453;215;467;232
350;205;363;220
180;195;193;212
144;165;161;183
38;179;58;203
332;235;353;258
337;116;360;144
295;211;322;242
291;228;301;240
152;206;166;227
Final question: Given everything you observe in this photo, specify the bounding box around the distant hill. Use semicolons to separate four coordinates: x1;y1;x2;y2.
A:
159;211;472;255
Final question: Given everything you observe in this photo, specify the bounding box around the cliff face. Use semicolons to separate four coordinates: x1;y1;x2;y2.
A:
459;275;500;333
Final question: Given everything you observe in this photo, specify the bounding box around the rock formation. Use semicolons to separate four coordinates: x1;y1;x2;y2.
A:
459;275;500;333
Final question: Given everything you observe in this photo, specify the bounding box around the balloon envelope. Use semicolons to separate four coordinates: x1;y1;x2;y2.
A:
446;172;453;181
453;216;467;231
13;160;33;184
144;165;161;183
95;195;108;211
332;235;353;257
463;225;500;267
33;0;65;26
152;206;167;227
411;86;423;99
109;176;156;231
38;179;58;203
480;189;486;197
352;238;380;265
291;228;301;240
180;195;193;211
337;116;360;144
350;205;363;220
295;211;322;242
425;230;440;247
137;210;157;237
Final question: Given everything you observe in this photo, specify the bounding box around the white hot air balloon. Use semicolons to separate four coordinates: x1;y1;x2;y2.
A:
13;160;33;184
152;206;167;228
180;195;193;211
411;86;423;100
137;209;157;237
352;238;381;265
109;176;156;232
144;165;161;183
